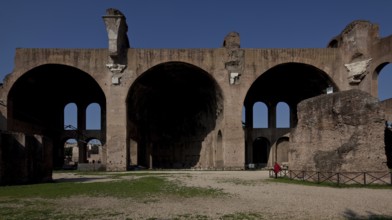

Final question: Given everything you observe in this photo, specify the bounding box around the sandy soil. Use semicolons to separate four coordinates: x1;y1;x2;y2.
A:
52;171;392;219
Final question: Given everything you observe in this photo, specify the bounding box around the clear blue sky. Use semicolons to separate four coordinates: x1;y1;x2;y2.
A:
1;0;392;128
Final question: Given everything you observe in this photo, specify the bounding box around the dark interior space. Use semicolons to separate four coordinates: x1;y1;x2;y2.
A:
7;64;106;168
244;62;338;123
127;62;223;168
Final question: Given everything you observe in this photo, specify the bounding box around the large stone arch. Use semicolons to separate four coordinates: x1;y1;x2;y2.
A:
243;62;338;167
373;62;392;98
374;62;392;121
375;62;392;168
7;64;106;169
126;61;223;169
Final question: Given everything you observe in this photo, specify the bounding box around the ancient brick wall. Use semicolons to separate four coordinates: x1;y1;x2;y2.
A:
0;9;391;174
289;90;388;172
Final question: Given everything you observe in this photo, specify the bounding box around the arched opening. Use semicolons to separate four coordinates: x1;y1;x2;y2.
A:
327;39;339;48
243;62;337;166
244;63;338;126
86;139;103;164
7;64;106;169
276;102;290;128
127;62;223;169
63;138;78;170
64;103;77;129
252;137;270;168
86;103;101;130
377;63;392;168
253;102;268;128
215;130;224;168
378;63;392;101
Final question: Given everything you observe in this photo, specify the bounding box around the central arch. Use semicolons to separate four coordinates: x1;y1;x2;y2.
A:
127;62;223;169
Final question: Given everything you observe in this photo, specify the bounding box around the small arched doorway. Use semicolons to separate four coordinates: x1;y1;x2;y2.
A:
215;130;224;168
63;138;78;170
252;137;270;168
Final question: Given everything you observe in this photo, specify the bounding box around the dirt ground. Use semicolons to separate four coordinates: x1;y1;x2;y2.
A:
53;170;392;220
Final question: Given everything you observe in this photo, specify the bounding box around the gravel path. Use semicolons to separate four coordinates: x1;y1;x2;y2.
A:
53;171;392;219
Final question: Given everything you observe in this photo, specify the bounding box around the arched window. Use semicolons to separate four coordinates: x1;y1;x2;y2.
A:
253;102;268;128
378;63;392;101
64;138;78;166
276;102;290;128
253;137;270;166
87;139;103;163
86;103;101;130
64;103;77;129
215;130;223;168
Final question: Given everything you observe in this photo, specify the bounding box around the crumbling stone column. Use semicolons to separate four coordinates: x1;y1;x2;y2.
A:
103;8;130;85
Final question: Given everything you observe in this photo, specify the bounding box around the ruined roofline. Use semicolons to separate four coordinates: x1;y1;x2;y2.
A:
12;47;340;55
105;8;126;16
14;47;108;50
327;20;381;48
100;9;387;51
341;20;376;35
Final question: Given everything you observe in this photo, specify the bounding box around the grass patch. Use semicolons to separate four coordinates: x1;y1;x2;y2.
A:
0;199;123;220
0;174;227;219
269;177;392;189
0;176;225;199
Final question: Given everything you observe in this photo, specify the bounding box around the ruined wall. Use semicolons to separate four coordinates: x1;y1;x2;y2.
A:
289;90;388;172
0;9;390;174
0;131;52;185
380;98;392;122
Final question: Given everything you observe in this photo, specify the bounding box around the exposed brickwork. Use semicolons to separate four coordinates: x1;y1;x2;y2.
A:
0;9;391;184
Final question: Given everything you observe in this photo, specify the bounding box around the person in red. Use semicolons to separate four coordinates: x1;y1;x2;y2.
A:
273;162;282;178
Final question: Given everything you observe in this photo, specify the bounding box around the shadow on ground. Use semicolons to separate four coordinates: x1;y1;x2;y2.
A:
54;177;112;183
343;209;392;220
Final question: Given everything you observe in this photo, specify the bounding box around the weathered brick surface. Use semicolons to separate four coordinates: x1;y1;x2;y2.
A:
290;90;388;172
0;9;391;181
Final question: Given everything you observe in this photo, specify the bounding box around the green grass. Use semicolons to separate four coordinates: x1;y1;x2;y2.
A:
0;176;225;199
4;171;391;219
0;173;228;219
0;199;124;220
